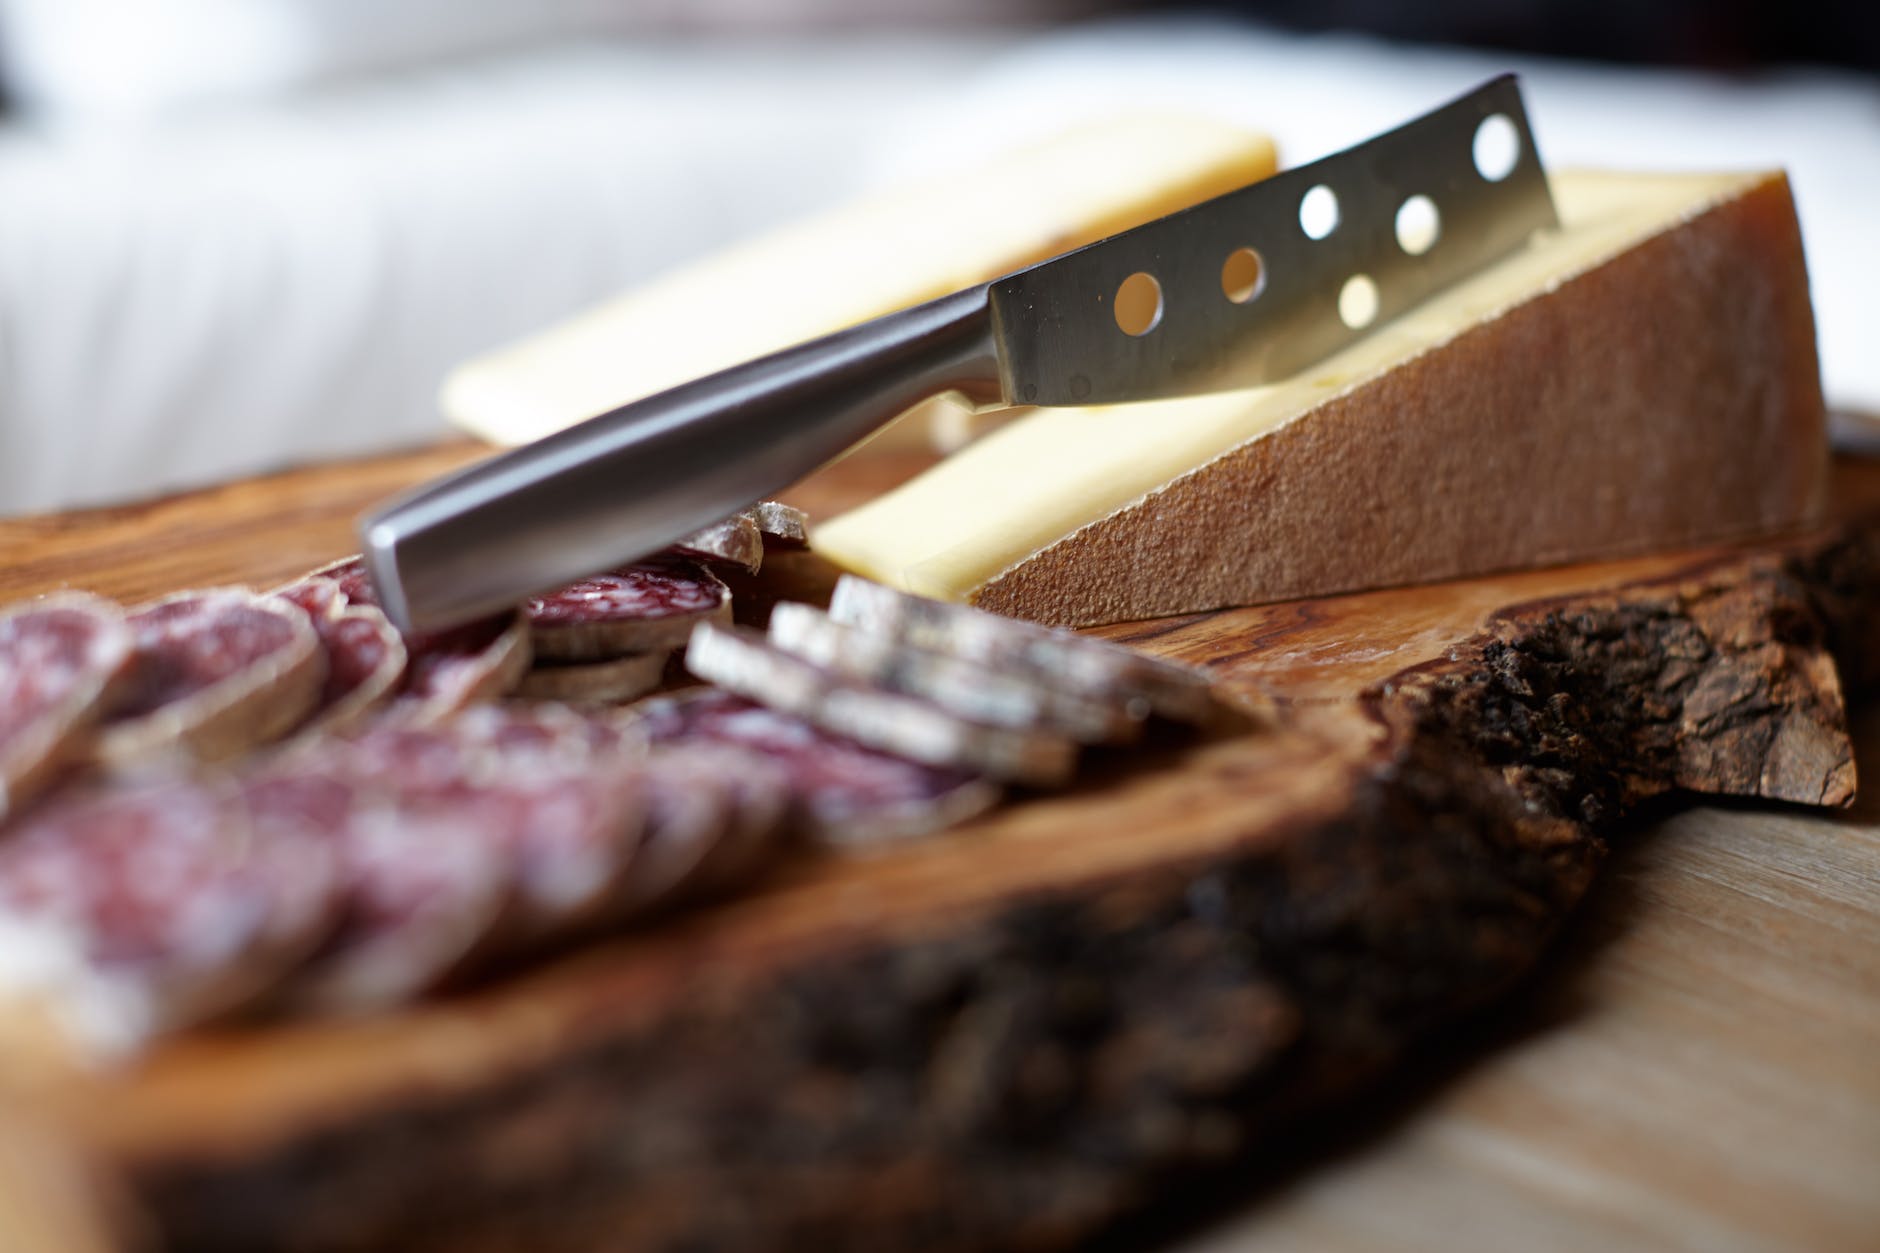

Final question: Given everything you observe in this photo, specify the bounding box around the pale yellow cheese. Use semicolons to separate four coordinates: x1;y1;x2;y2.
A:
812;169;1826;621
443;116;1279;448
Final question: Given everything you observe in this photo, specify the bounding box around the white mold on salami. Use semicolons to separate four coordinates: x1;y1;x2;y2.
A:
92;589;323;771
827;575;1214;724
686;622;1076;787
636;689;1001;846
527;557;731;661
673;514;766;574
0;593;135;821
767;602;1145;745
515;651;670;704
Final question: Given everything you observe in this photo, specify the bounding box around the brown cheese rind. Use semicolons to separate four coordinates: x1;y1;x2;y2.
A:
964;173;1828;626
767;601;1144;744
0;594;134;820
827;575;1212;723
685;621;1077;787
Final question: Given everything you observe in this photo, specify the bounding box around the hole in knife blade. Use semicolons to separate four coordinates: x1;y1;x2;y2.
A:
1113;271;1163;337
1339;274;1379;329
1395;195;1440;255
1473;114;1520;182
1221;247;1266;303
1299;185;1339;240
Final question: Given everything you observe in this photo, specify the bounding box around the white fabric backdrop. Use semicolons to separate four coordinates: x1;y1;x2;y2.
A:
0;18;1874;515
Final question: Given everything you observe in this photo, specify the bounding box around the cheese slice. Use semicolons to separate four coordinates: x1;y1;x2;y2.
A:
443;116;1278;448
813;169;1827;626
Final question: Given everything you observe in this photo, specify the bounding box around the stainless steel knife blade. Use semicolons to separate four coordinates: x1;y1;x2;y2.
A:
361;74;1555;634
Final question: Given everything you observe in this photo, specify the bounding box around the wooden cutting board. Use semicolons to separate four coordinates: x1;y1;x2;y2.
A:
1;444;1875;1253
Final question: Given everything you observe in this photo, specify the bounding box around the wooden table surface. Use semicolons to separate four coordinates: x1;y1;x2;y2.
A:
2;446;1875;1253
1159;716;1880;1253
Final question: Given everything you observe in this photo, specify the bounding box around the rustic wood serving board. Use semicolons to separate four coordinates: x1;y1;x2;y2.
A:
2;445;1876;1253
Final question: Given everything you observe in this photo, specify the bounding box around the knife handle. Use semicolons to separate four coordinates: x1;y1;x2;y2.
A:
362;286;1002;634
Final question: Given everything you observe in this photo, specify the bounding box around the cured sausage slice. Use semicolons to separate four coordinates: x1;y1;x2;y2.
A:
826;575;1214;723
286;558;528;723
686;622;1076;787
673;515;765;574
0;777;337;1048
515;652;669;704
610;754;730;918
274;578;406;734
748;501;808;548
0;594;134;820
93;590;323;770
396;615;531;724
636;690;999;845
289;777;512;1013
653;743;792;897
767;602;1144;744
283;707;653;1007
527;557;731;661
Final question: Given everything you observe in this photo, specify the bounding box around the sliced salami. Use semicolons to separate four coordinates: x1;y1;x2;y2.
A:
0;594;135;820
93;589;323;770
661;743;793;896
288;774;513;1013
686;621;1076;787
610;751;738;919
673;514;765;574
748;501;808;548
767;602;1145;744
283;706;654;1007
396;615;531;724
0;776;338;1045
437;705;651;933
527;557;731;661
515;651;670;704
286;557;528;724
636;689;1000;846
826;575;1214;724
274;578;406;735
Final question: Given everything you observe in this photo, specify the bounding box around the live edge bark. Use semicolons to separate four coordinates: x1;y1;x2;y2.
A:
134;523;1878;1253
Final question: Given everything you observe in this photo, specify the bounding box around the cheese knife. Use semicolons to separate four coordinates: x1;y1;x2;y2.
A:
360;74;1555;634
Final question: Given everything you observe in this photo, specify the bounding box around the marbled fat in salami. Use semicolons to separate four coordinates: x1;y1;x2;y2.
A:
527;557;731;660
0;594;134;818
637;690;999;846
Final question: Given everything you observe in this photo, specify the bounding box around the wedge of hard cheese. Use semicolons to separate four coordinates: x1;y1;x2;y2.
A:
813;169;1828;626
443;116;1278;449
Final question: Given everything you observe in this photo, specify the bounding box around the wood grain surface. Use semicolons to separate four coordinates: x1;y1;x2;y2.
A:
1144;713;1880;1253
1;445;1875;1253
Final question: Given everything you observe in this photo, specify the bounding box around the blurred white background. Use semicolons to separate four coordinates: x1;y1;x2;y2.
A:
0;1;1875;513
